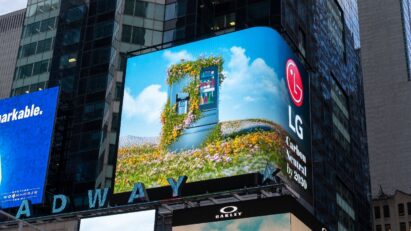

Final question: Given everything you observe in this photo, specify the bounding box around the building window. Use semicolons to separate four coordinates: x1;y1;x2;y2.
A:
326;0;346;61
32;60;50;76
212;13;236;31
407;202;411;215
383;205;390;218
400;222;406;231
63;29;81;45
298;27;307;57
376;225;382;231
374;206;381;219
17;63;34;79
121;25;132;43
336;180;355;231
124;0;135;15
385;224;391;231
400;0;411;80
331;77;350;151
19;38;53;58
124;0;164;21
20;43;37;58
399;203;405;216
36;38;52;53
409;221;411;231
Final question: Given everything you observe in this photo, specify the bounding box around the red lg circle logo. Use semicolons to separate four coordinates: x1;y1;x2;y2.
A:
286;59;303;107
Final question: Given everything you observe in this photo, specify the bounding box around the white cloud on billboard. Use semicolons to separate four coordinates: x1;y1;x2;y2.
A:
123;85;167;123
163;50;194;66
220;46;288;120
80;210;156;231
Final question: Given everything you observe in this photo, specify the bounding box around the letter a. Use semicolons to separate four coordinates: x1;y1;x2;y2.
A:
16;200;32;219
128;183;149;203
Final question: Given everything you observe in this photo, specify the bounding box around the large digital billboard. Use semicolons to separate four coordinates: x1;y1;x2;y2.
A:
79;210;156;231
0;87;59;208
172;196;318;231
115;27;311;202
173;213;309;231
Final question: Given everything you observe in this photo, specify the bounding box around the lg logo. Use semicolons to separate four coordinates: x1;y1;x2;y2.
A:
286;59;303;107
220;206;238;214
286;59;304;140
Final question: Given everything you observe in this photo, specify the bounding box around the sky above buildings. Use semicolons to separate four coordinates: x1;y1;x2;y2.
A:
0;0;27;15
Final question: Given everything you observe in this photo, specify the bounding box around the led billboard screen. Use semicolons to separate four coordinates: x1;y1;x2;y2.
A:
115;27;311;202
0;87;59;208
172;196;317;231
79;210;156;231
173;213;310;231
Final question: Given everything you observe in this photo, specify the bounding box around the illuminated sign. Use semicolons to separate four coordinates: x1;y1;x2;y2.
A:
172;196;318;230
0;87;59;209
116;27;311;203
79;210;156;231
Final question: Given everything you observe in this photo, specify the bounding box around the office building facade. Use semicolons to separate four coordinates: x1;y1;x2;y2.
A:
373;190;411;231
0;0;370;230
359;0;411;196
0;9;25;99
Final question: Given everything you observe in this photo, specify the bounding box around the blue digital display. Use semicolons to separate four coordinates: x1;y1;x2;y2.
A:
0;87;59;208
117;27;312;204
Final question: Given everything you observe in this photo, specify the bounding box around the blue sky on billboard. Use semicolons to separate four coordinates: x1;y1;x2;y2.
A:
122;27;289;137
0;87;59;208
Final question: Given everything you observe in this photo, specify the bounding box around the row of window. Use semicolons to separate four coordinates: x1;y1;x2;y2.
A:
15;59;50;79
374;203;411;219
23;17;56;38
331;77;351;151
26;0;59;18
326;0;346;60
376;222;411;231
121;25;162;46
12;82;47;96
124;0;164;21
19;38;53;58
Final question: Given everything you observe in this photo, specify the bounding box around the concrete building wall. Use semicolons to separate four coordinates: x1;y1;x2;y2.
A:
0;9;25;99
373;191;411;231
359;0;411;196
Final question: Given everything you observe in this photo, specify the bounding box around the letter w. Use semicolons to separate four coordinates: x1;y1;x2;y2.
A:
88;188;109;209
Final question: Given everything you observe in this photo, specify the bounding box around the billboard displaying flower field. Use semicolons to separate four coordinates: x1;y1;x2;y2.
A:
115;27;311;202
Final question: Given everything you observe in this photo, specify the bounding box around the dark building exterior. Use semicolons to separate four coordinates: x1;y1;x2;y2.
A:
359;0;411;197
1;0;370;230
359;0;411;230
0;9;25;99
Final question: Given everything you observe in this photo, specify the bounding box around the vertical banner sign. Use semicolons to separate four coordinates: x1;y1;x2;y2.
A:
0;87;59;208
116;27;312;204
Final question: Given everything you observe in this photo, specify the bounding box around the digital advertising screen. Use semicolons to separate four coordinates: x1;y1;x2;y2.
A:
115;27;311;203
172;196;316;231
79;210;156;231
173;213;309;231
0;87;59;208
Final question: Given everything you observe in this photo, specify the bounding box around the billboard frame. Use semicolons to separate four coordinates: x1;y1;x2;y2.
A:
112;26;313;206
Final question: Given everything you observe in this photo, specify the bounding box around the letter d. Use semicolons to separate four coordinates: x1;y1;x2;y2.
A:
52;195;69;214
